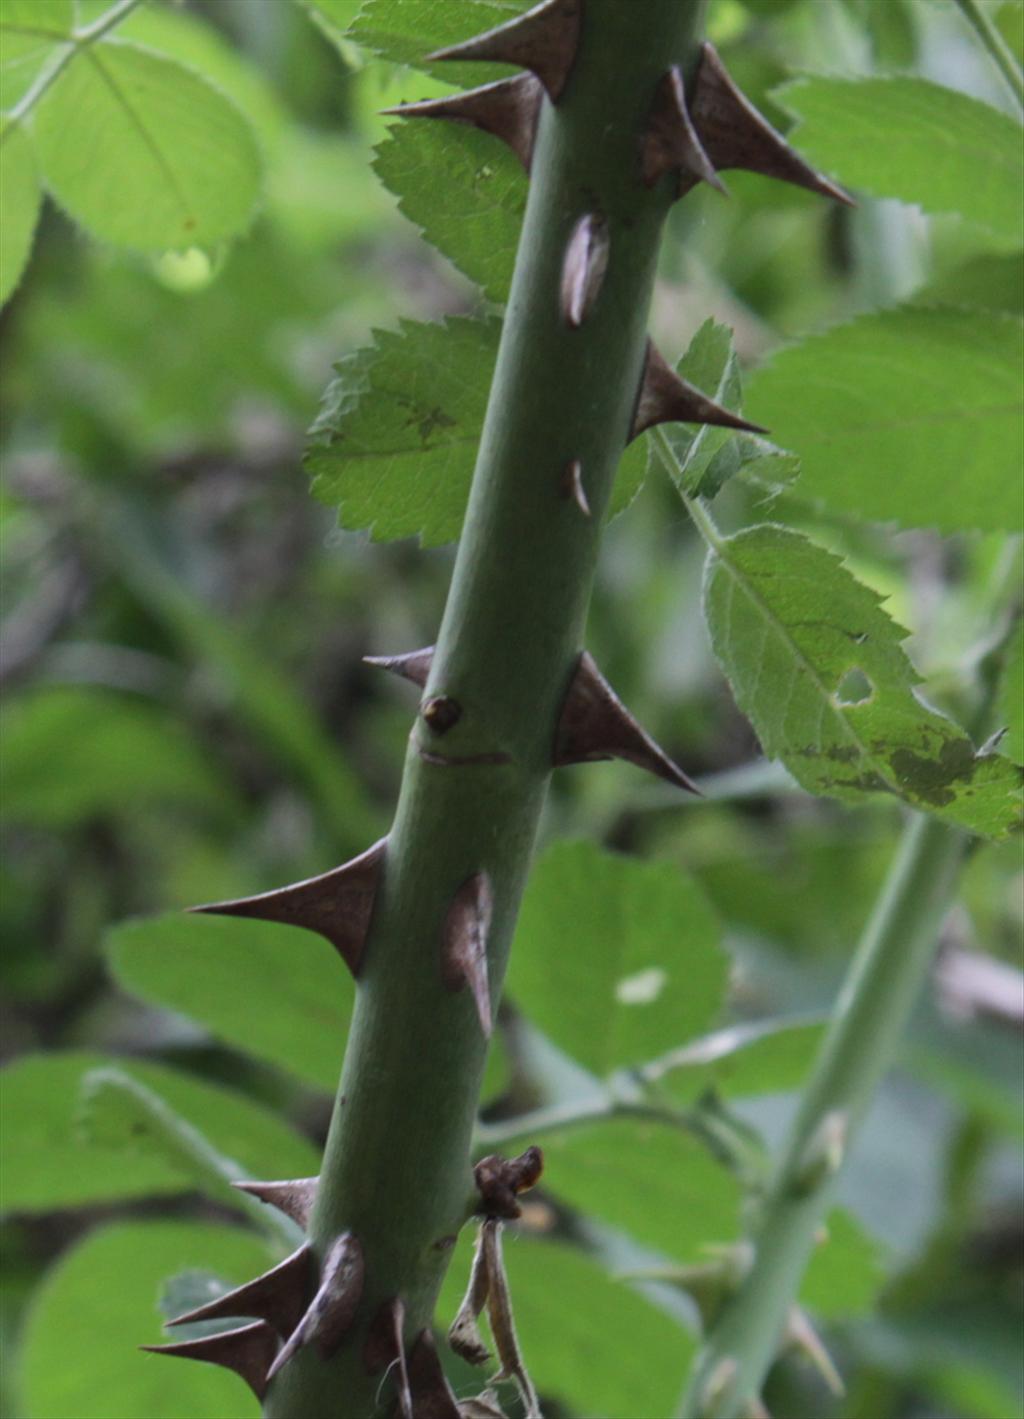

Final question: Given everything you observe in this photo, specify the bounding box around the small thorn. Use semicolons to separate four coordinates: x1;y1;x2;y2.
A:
559;212;610;328
426;0;582;101
691;43;854;206
406;1329;461;1419
141;1321;278;1400
560;458;591;516
700;1356;739;1418
442;873;494;1039
232;1177;318;1230
630;339;766;440
167;1244;313;1339
267;1232;365;1381
191;838;386;978
792;1109;848;1195
364;1299;412;1418
364;646;435;688
381;75;542;172
785;1307;844;1396
554;650;701;793
642;66;725;193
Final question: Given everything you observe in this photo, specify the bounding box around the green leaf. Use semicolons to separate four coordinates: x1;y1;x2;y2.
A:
0;121;40;305
308;316;646;544
0;686;234;828
535;1119;742;1263
296;0;365;66
647;1017;827;1105
20;1221;273;1418
0;0;72;110
77;1068;298;1241
914;252;1023;315
351;0;533;88
1;1051;319;1213
308;316;499;545
653;319;799;499
106;911;353;1090
118;4;288;154
374;119;525;303
775;76;1024;245
508;841;727;1079
744;306;1024;534
802;1208;886;1319
33;39;261;252
437;1231;694;1419
702;525;1022;836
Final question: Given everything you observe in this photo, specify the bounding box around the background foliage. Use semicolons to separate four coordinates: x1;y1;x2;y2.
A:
1;1;1021;1417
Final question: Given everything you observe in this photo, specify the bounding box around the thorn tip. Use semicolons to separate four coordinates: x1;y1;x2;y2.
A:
380;75;542;171
555;650;701;793
190;839;386;978
426;0;582;101
691;43;854;206
630;340;766;441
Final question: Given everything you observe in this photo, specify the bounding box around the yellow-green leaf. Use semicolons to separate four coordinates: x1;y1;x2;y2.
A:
33;39;261;251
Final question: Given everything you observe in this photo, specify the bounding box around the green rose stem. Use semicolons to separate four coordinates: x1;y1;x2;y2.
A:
263;4;708;1414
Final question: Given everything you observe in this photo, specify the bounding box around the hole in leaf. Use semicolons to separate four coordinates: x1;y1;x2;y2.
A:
835;668;873;706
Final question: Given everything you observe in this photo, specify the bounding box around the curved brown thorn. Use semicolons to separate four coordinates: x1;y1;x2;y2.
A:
630;340;766;440
690;43;854;206
141;1321;278;1400
167;1244;313;1340
267;1232;365;1382
406;1329;461;1419
232;1176;318;1230
441;873;494;1039
364;1298;413;1419
190;838;386;978
642;65;725;194
559;212;610;328
381;75;542;172
426;0;583;102
364;646;435;688
560;458;591;516
554;651;701;794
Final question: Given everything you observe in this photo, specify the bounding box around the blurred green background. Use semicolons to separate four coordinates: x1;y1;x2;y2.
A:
1;1;1021;1417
